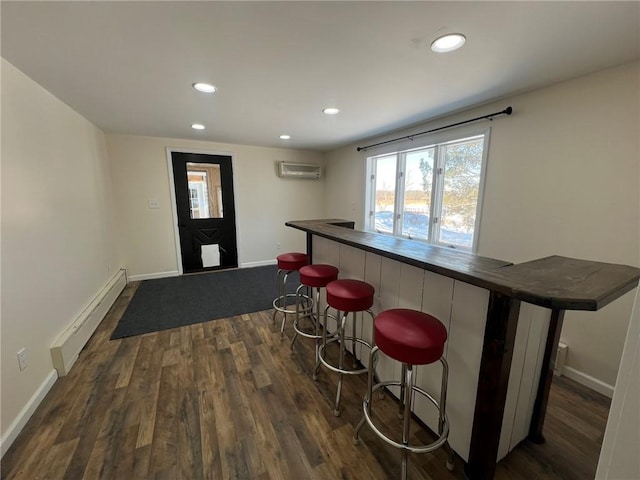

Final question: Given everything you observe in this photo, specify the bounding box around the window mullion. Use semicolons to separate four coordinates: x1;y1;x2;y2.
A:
393;154;406;236
366;160;376;231
431;146;444;245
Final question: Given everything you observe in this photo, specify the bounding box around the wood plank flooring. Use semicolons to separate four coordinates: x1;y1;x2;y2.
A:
1;282;611;479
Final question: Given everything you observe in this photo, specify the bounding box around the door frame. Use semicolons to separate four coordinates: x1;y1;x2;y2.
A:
165;146;240;275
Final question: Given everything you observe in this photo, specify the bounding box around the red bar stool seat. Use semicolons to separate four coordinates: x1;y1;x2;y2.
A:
272;253;309;336
353;308;455;479
291;264;339;379
276;252;308;271
319;279;375;416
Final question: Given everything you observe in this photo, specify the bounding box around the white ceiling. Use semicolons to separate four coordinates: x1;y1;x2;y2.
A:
2;1;638;152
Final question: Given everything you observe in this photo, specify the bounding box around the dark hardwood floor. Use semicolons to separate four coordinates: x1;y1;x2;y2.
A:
1;282;611;479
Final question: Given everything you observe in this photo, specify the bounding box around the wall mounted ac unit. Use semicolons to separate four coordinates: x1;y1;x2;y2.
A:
278;162;321;179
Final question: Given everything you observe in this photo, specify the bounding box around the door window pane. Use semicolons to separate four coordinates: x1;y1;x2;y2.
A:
373;154;397;233
438;138;483;249
187;162;223;219
402;148;434;240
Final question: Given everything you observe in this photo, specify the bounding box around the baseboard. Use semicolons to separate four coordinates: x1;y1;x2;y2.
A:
563;366;615;398
128;261;279;282
128;270;180;282
240;260;277;268
0;369;58;458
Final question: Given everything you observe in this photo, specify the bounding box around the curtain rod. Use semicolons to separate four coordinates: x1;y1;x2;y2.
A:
356;106;513;152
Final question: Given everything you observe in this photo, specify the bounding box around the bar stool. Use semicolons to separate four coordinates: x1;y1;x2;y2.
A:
353;308;454;479
319;279;375;417
272;252;309;337
291;264;339;379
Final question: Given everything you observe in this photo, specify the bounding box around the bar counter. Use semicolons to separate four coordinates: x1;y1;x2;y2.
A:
286;219;640;480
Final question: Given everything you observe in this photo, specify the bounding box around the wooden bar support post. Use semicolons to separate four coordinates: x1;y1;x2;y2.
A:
528;308;565;443
465;292;521;480
306;232;313;264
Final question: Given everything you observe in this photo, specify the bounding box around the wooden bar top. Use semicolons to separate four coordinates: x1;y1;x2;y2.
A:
286;219;640;311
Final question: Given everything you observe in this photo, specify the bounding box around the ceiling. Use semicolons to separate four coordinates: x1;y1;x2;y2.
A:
2;1;638;152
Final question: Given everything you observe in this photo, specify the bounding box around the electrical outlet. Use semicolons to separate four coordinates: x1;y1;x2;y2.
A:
276;242;281;250
17;348;28;371
148;199;160;209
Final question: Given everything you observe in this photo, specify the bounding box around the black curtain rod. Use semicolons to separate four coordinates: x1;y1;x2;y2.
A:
356;106;513;152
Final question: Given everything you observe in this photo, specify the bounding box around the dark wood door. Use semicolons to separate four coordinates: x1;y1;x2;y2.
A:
171;152;238;273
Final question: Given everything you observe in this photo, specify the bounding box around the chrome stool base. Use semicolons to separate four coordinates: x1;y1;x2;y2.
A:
291;284;336;380
353;347;455;478
319;307;375;417
272;268;311;338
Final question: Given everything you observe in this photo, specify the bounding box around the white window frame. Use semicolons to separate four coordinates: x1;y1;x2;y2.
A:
364;127;491;253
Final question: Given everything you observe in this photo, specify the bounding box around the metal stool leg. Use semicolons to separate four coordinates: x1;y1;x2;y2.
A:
279;272;291;337
290;284;299;348
334;312;347;416
319;304;331;380
290;283;306;350
401;364;414;480
399;363;407;419
353;345;379;445
313;287;321;379
351;312;358;368
272;268;285;325
290;284;319;353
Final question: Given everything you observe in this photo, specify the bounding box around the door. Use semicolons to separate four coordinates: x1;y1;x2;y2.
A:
171;152;238;273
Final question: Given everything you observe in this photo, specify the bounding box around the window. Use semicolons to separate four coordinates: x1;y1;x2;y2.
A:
365;130;489;251
187;163;224;219
188;172;210;219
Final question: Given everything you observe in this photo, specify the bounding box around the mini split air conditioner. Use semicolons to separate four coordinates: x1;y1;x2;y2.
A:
278;162;322;179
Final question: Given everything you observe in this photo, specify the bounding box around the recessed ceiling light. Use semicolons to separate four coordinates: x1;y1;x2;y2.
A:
279;134;291;140
323;107;340;115
191;123;206;130
192;82;217;93
431;33;466;53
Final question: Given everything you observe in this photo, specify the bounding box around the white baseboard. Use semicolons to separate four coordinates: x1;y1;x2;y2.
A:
129;262;277;281
1;370;58;458
240;260;277;268
128;270;180;282
563;366;615;398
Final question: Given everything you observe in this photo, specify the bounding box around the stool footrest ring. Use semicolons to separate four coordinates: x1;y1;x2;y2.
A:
362;380;450;454
293;313;336;340
273;293;312;315
318;337;372;375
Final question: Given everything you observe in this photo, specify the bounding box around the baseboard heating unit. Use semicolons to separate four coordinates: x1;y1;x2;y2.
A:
50;268;127;376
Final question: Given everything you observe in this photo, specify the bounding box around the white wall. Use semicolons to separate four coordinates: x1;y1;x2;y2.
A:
324;62;640;389
0;59;122;449
106;134;325;278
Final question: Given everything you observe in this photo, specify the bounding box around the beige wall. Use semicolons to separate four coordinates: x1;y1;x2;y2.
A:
324;62;640;388
106;134;325;278
1;59;122;445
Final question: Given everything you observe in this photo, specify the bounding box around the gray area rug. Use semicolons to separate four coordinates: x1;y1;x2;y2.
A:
111;265;299;339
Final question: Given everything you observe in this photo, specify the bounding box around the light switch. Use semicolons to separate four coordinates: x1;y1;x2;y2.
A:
148;199;160;209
